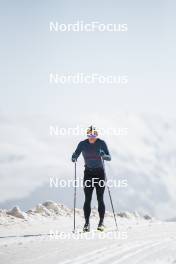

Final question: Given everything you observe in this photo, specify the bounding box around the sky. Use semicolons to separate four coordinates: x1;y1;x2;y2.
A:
0;0;176;119
0;0;176;220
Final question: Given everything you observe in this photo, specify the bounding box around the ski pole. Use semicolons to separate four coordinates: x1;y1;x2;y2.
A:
73;161;77;233
102;159;118;231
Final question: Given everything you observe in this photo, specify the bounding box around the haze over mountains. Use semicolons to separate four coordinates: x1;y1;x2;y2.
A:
0;112;176;220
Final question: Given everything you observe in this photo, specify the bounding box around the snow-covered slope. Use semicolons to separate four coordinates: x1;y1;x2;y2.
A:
0;201;176;264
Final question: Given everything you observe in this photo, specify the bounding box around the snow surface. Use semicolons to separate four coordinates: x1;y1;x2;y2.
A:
0;201;176;264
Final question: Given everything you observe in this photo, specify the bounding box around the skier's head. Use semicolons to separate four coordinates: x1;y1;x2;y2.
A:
87;125;98;143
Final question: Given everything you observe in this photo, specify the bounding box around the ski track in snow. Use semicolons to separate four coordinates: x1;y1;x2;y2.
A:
1;202;176;264
62;239;174;264
1;222;176;264
60;229;176;264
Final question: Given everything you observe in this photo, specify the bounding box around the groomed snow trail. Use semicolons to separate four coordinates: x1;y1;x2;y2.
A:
0;221;176;264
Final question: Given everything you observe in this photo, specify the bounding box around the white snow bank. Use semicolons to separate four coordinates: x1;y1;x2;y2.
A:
27;201;77;217
117;211;152;220
0;200;153;226
6;206;27;219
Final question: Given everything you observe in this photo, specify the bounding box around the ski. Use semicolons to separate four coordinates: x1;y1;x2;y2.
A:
74;227;118;235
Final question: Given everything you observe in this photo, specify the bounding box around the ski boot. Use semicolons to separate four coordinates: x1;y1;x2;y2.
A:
83;222;90;232
97;220;105;231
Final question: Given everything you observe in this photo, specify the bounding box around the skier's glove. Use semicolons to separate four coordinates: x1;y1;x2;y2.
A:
99;149;111;161
71;154;77;162
99;149;105;157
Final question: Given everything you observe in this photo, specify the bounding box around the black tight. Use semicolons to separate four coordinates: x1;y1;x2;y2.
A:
83;167;105;223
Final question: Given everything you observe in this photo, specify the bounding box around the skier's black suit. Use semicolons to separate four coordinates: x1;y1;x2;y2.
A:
83;166;105;222
72;138;111;223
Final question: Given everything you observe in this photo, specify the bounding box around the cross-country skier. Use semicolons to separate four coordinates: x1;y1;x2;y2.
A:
71;125;111;232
